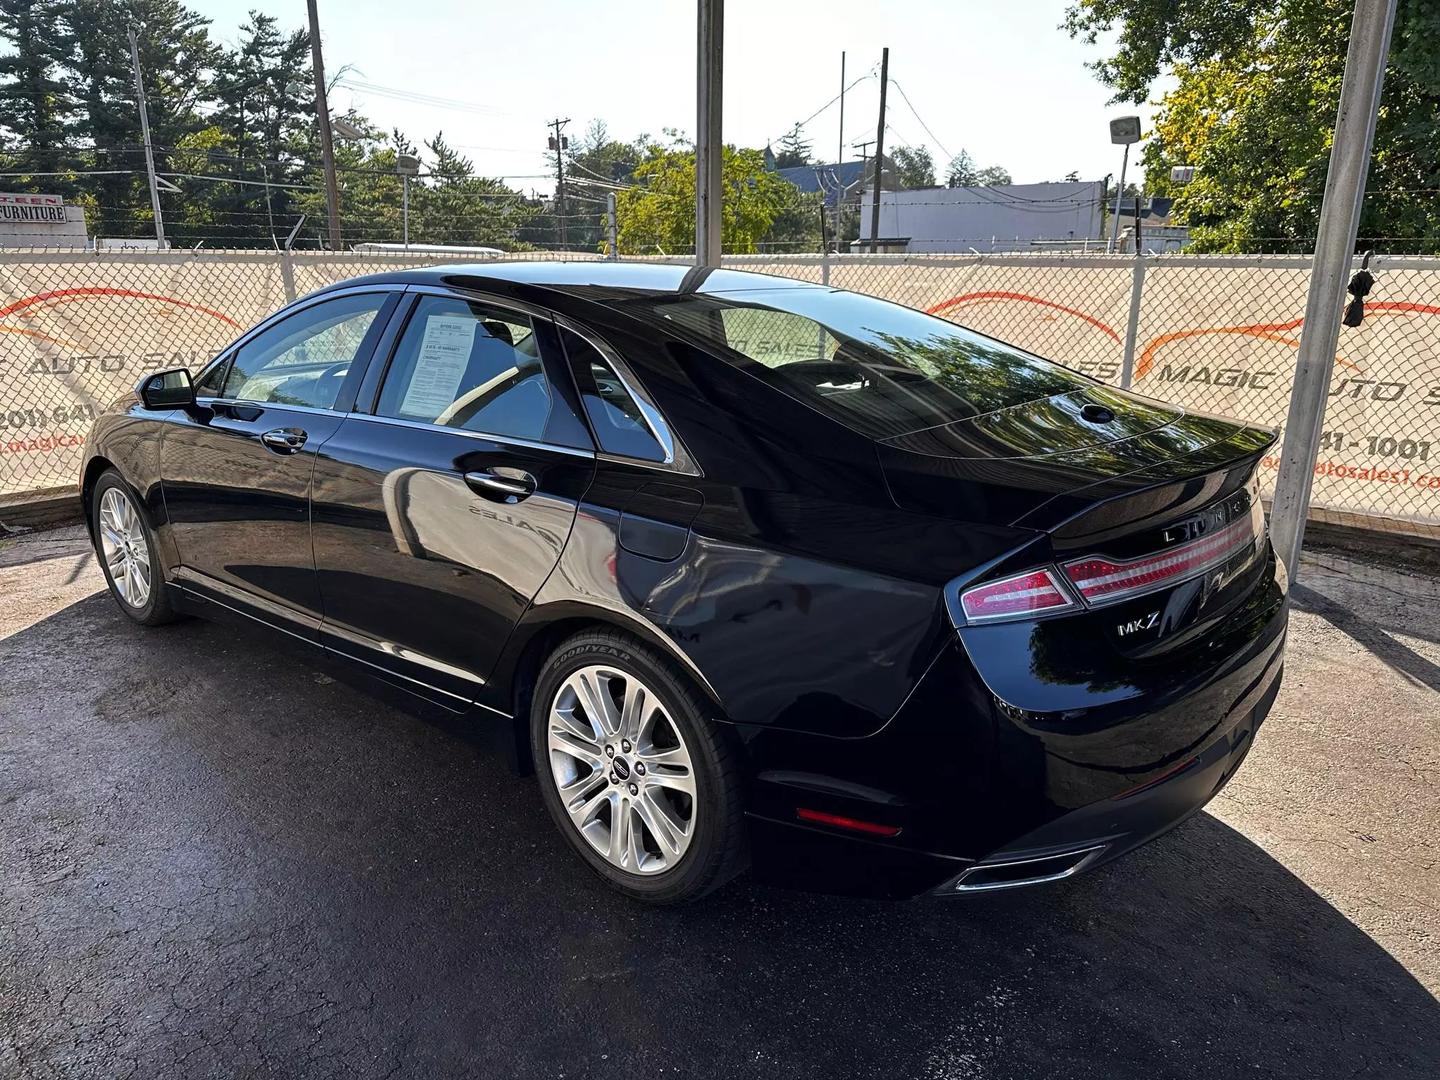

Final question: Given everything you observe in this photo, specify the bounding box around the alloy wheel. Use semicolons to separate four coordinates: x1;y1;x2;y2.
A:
546;664;697;875
98;487;152;609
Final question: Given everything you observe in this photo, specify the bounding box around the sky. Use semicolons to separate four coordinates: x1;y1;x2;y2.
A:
196;0;1165;195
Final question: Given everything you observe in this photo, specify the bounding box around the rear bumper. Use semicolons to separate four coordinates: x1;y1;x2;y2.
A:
938;664;1274;893
743;550;1288;899
746;651;1279;898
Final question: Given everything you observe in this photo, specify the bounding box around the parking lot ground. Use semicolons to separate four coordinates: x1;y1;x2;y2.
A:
1;523;1437;1080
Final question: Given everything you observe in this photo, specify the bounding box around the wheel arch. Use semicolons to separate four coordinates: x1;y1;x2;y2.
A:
80;454;116;537
488;602;727;776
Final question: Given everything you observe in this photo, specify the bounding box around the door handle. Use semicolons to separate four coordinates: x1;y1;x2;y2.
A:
260;427;308;454
464;469;536;501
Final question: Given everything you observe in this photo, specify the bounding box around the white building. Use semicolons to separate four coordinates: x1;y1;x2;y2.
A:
858;181;1105;253
0;193;89;248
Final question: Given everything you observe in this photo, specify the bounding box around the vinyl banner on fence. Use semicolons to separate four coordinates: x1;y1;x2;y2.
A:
1;250;1437;537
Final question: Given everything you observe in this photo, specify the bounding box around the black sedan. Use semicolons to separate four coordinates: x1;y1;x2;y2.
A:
81;262;1288;903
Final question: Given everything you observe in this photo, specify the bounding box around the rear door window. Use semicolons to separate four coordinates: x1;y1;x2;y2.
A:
376;295;552;441
560;327;666;462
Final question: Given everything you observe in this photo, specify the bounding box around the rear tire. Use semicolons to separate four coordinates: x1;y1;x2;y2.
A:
531;630;746;904
91;469;180;627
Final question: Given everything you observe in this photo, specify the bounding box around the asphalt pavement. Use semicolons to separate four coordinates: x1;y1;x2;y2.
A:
1;524;1437;1079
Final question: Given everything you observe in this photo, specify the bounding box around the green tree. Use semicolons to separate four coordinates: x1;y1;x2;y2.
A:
411;133;538;248
773;123;811;168
616;143;800;254
200;12;313;244
946;149;1011;188
945;150;976;187
0;0;75;174
557;119;645;251
63;0;222;240
891;145;935;189
1066;0;1440;250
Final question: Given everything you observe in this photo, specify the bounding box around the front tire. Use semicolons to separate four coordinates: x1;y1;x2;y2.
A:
531;630;746;904
91;470;179;627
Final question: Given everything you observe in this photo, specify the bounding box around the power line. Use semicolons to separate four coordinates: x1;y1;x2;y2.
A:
336;78;512;116
887;77;953;162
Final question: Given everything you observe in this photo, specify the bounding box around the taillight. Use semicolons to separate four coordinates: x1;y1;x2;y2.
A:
1062;514;1256;606
959;567;1077;623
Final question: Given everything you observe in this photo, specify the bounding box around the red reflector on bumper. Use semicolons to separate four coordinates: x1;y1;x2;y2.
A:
796;808;901;837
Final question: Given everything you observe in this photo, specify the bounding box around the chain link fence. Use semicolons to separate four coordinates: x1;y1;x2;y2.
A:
2;248;1436;542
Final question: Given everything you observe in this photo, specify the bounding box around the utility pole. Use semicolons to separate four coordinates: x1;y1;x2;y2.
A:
696;0;723;266
837;51;846;167
867;47;889;253
1270;0;1397;577
306;0;342;250
126;30;166;248
606;191;618;259
547;118;570;251
1108;144;1130;252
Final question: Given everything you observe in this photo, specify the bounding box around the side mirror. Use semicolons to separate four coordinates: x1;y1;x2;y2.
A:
137;368;195;410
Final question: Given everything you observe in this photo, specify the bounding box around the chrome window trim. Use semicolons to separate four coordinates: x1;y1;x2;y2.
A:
552;315;701;477
342;410;597;460
402;283;557;324
195;396;346;419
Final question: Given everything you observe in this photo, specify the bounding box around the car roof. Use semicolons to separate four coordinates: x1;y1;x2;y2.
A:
315;259;827;299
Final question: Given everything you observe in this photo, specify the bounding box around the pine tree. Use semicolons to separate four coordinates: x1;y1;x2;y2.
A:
0;0;76;174
773;123;811;169
65;0;220;240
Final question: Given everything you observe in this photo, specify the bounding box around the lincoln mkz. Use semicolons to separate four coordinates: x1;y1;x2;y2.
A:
82;263;1288;902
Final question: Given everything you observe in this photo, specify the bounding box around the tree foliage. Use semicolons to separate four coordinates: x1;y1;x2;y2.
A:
0;0;538;248
773;123;812;169
1067;0;1440;250
615;143;819;254
890;146;935;189
945;149;1012;187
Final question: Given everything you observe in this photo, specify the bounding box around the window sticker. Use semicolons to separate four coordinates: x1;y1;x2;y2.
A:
399;314;477;418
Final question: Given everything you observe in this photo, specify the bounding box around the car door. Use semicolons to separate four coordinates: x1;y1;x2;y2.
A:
162;288;399;638
309;288;596;707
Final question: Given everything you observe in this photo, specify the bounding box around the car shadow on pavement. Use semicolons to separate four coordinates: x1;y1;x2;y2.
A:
2;593;1436;1080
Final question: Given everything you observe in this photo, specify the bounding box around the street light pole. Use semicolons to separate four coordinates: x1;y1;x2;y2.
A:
1270;0;1398;577
1108;142;1129;253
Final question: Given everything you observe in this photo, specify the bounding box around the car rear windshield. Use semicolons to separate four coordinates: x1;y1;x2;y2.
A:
627;287;1094;439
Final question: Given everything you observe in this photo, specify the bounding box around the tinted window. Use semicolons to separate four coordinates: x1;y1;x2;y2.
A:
376;295;551;441
224;292;386;408
629;287;1093;439
561;327;665;461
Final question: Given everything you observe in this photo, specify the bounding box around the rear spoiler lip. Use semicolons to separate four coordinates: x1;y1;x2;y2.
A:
1011;425;1278;535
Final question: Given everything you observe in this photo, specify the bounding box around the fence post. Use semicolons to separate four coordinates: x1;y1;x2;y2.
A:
606;192;618;260
1119;254;1147;388
280;249;297;303
1271;0;1396;578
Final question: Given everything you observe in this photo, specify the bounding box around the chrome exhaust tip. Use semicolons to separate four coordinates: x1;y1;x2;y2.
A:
948;844;1108;893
